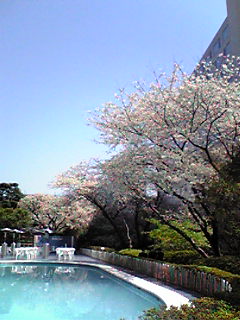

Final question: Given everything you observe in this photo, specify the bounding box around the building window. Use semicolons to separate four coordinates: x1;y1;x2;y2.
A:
222;25;229;43
223;42;231;56
213;38;221;56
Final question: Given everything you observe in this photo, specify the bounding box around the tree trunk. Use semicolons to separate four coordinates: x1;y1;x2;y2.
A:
134;207;143;248
209;219;221;256
123;218;133;248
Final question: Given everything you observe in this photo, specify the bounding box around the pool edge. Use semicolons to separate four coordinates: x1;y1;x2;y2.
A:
0;259;195;308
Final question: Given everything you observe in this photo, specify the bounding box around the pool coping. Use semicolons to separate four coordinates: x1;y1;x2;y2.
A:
0;258;196;308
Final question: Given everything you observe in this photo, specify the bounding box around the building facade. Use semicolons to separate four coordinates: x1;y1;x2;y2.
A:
201;0;240;62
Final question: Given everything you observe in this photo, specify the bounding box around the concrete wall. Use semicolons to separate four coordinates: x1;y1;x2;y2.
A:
227;0;240;57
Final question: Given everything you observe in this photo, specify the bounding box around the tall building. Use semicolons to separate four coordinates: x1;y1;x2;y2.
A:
201;0;240;62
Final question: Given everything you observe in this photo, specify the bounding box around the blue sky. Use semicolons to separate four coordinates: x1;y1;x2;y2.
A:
1;0;226;194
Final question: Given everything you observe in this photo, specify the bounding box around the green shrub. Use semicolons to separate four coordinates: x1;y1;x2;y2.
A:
118;249;142;257
196;256;240;275
164;250;202;264
177;265;240;306
139;249;164;261
149;219;209;252
139;297;240;320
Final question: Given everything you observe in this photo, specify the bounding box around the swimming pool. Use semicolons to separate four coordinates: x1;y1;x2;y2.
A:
0;263;164;320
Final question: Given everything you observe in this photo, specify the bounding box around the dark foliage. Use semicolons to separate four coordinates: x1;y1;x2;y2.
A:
163;250;201;264
196;255;240;276
0;183;24;209
139;297;240;320
0;207;32;229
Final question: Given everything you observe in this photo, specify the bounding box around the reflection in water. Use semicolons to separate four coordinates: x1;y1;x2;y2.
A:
54;266;75;274
0;264;163;320
11;265;37;274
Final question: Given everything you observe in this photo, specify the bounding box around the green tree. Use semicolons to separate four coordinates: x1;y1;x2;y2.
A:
199;153;240;255
0;183;24;209
0;207;32;229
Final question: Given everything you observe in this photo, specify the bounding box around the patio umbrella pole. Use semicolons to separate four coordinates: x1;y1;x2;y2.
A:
1;228;12;257
11;232;16;256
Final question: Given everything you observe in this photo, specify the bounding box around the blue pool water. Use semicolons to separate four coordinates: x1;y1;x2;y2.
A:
0;263;164;320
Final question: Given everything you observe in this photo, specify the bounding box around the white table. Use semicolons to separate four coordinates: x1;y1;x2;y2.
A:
14;247;39;260
56;248;75;261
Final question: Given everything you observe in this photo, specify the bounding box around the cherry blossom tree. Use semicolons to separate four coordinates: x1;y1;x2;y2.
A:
52;161;151;248
18;193;94;233
90;56;240;257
